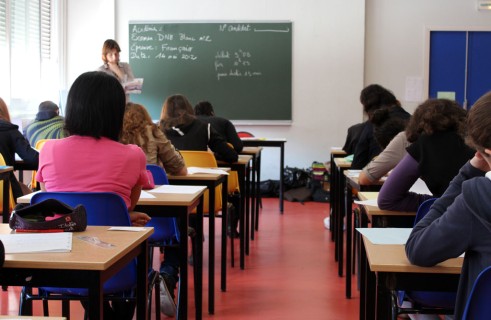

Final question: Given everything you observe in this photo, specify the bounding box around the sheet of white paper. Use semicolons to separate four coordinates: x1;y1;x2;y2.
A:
108;227;146;232
0;232;72;253
139;190;156;199
405;76;424;102
354;199;378;206
346;169;361;177
149;185;206;194
409;178;432;195
356;228;412;245
187;167;229;175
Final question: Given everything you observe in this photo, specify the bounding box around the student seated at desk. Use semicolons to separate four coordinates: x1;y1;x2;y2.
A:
358;108;410;185
121;102;187;176
23;100;66;147
0;97;38;200
342;122;366;155
194;100;243;153
159;94;238;163
36;71;150;320
121;101;187;317
351;84;410;169
405;91;491;320
378;98;474;212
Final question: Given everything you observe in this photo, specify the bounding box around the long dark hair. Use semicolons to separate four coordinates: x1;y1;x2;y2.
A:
65;71;126;141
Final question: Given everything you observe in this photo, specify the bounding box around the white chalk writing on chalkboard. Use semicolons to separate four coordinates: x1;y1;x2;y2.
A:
128;22;292;121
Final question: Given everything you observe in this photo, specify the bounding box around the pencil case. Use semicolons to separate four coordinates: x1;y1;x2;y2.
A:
9;199;87;232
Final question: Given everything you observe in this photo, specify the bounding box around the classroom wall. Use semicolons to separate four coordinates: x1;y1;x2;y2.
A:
365;0;491;114
65;0;365;180
64;0;491;180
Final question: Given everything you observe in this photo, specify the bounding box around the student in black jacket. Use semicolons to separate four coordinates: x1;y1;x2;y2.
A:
159;94;238;163
194;101;243;153
0;98;38;199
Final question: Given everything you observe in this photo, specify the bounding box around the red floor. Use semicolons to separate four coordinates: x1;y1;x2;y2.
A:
0;197;359;319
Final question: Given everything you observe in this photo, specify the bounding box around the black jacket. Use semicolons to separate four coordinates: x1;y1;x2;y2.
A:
0;120;39;199
162;119;238;163
196;115;243;153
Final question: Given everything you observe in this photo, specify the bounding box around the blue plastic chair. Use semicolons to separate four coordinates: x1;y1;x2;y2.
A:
392;198;456;319
19;191;160;319
145;164;199;312
462;265;491;319
145;164;180;244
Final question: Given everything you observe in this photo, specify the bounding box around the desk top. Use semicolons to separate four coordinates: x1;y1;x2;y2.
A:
17;187;207;207
330;147;347;156
344;171;384;191
362;234;462;274
168;172;227;182
333;157;351;168
0;166;13;174
1;224;153;271
240;146;263;155
240;137;286;142
357;192;415;217
217;154;253;166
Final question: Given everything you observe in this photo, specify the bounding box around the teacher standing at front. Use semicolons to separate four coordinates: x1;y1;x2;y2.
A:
98;39;134;101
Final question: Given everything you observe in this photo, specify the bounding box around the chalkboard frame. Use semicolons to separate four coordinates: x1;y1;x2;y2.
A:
128;21;293;124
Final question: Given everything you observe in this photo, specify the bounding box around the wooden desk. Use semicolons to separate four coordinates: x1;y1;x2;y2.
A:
18;188;205;320
240;147;263;239
14;159;37;183
167;172;228;314
331;157;351;273
360;233;462;320
241;138;286;212
0;225;153;320
135;187;205;320
217;154;252;270
329;149;346;238
343;172;383;299
0;166;13;223
357;192;416;227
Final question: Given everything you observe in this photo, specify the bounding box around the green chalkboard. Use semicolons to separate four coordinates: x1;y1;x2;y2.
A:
128;22;292;122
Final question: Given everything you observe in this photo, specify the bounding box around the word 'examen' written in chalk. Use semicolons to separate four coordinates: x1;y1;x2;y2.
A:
129;23;289;81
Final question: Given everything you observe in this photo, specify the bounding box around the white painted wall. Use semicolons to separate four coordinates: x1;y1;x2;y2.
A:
64;0;491;180
65;0;365;180
365;0;491;114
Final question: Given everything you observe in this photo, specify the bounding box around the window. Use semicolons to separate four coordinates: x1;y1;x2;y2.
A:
0;0;60;119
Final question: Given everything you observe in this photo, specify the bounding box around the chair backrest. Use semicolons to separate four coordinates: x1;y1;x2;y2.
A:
31;191;131;226
30;191;135;293
30;139;50;190
414;198;438;226
144;165;179;242
0;153;15;212
146;164;169;185
180;150;222;213
462;266;491;319
237;131;254;138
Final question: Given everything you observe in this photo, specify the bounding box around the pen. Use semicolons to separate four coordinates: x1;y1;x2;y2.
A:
15;229;64;233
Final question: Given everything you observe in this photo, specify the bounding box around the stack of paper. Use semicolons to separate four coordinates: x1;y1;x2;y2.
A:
124;78;144;94
0;232;72;253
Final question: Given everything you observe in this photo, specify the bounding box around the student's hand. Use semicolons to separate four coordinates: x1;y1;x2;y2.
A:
129;211;151;227
470;151;491;172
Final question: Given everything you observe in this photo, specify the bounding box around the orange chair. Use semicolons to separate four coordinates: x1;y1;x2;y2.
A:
180;150;223;215
180;150;241;267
